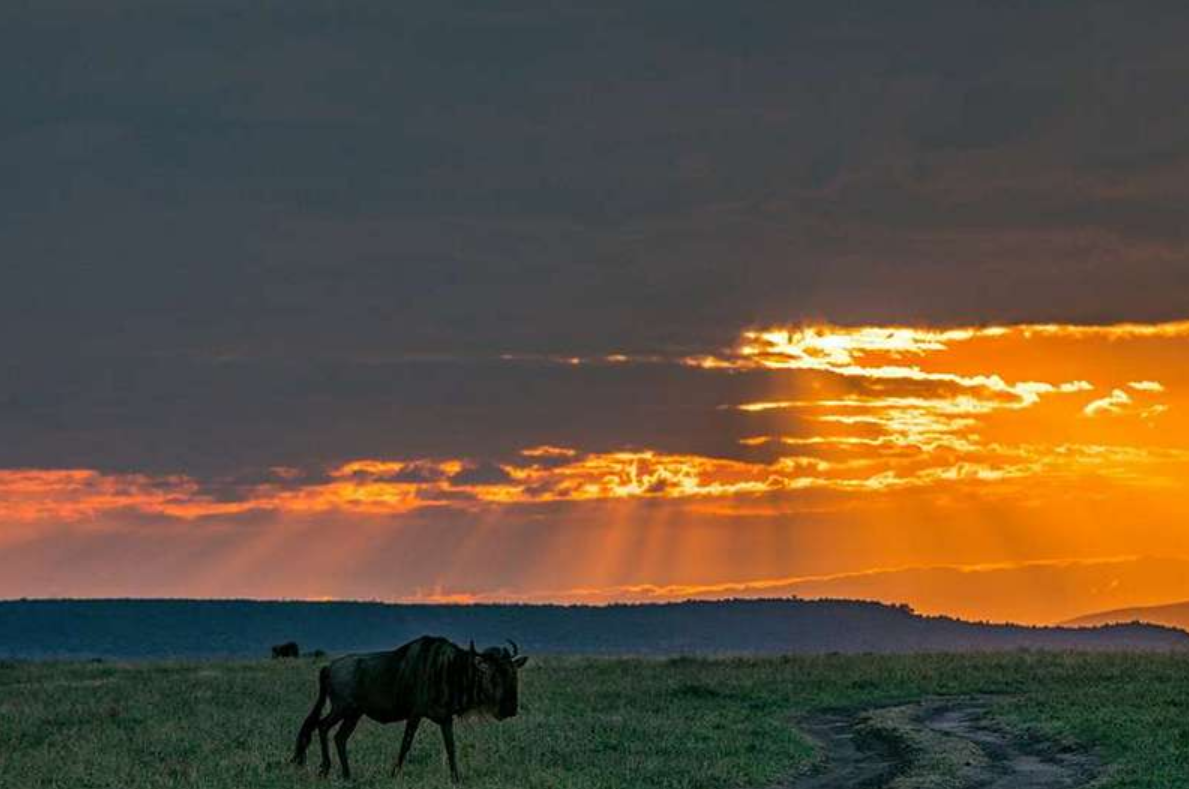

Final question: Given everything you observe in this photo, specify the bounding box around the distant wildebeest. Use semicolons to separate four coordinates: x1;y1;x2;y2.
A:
272;641;300;659
292;635;528;782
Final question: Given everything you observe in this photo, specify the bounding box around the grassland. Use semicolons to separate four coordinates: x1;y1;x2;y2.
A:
2;652;1189;788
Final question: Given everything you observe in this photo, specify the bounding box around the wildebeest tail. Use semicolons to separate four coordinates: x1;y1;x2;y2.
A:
292;666;329;765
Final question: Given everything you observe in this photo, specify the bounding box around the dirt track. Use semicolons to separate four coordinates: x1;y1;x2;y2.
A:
785;698;1100;789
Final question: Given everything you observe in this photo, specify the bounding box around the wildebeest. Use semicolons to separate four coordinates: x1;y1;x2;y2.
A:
292;635;528;781
272;641;300;659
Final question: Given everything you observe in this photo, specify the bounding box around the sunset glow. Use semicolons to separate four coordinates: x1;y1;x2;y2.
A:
3;319;1188;624
10;0;1189;645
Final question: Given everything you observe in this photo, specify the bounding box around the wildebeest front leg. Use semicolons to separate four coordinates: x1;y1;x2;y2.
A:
334;713;361;780
391;716;421;777
440;716;460;783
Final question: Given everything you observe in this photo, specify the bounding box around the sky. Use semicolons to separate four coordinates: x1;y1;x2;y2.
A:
3;2;1189;623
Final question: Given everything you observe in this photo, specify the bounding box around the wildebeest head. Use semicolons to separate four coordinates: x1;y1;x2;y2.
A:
469;639;528;720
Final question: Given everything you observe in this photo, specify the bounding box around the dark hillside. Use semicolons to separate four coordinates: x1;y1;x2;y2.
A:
1;598;1186;660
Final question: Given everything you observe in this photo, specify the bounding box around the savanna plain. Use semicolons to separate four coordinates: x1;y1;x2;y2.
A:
2;652;1188;789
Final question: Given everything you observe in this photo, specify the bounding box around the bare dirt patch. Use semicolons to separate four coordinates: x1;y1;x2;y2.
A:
783;698;1101;789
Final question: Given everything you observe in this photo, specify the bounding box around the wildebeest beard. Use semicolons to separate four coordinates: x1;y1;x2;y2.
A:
458;704;499;721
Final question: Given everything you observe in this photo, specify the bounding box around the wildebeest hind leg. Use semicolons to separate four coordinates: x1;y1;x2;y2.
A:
317;708;346;777
334;712;361;780
391;716;421;776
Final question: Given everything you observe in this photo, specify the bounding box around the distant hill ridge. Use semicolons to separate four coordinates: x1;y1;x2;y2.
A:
1065;600;1189;631
2;598;1186;660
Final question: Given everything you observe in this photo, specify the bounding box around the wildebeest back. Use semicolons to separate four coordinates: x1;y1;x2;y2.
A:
325;636;475;723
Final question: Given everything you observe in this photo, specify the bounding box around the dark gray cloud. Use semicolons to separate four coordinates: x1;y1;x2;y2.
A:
3;1;1189;475
449;461;514;486
0;353;789;476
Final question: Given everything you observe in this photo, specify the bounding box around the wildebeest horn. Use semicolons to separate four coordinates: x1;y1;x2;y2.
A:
506;639;519;657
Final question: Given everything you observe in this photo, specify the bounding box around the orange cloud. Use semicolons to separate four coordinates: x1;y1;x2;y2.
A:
1084;388;1135;417
6;319;1189;526
0;468;254;523
519;445;579;458
1084;387;1169;420
691;320;1189;372
716;321;1189;497
5;434;1185;526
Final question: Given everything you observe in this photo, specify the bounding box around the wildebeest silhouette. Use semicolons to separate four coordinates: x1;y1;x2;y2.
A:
272;642;300;659
292;635;528;781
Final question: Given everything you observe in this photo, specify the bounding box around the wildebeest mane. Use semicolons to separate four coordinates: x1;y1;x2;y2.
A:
392;636;480;716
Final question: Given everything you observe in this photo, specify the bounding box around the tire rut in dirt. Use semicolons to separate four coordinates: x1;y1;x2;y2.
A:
779;698;1101;789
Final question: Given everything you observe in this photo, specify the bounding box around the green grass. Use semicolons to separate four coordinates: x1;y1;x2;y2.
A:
2;652;1189;788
